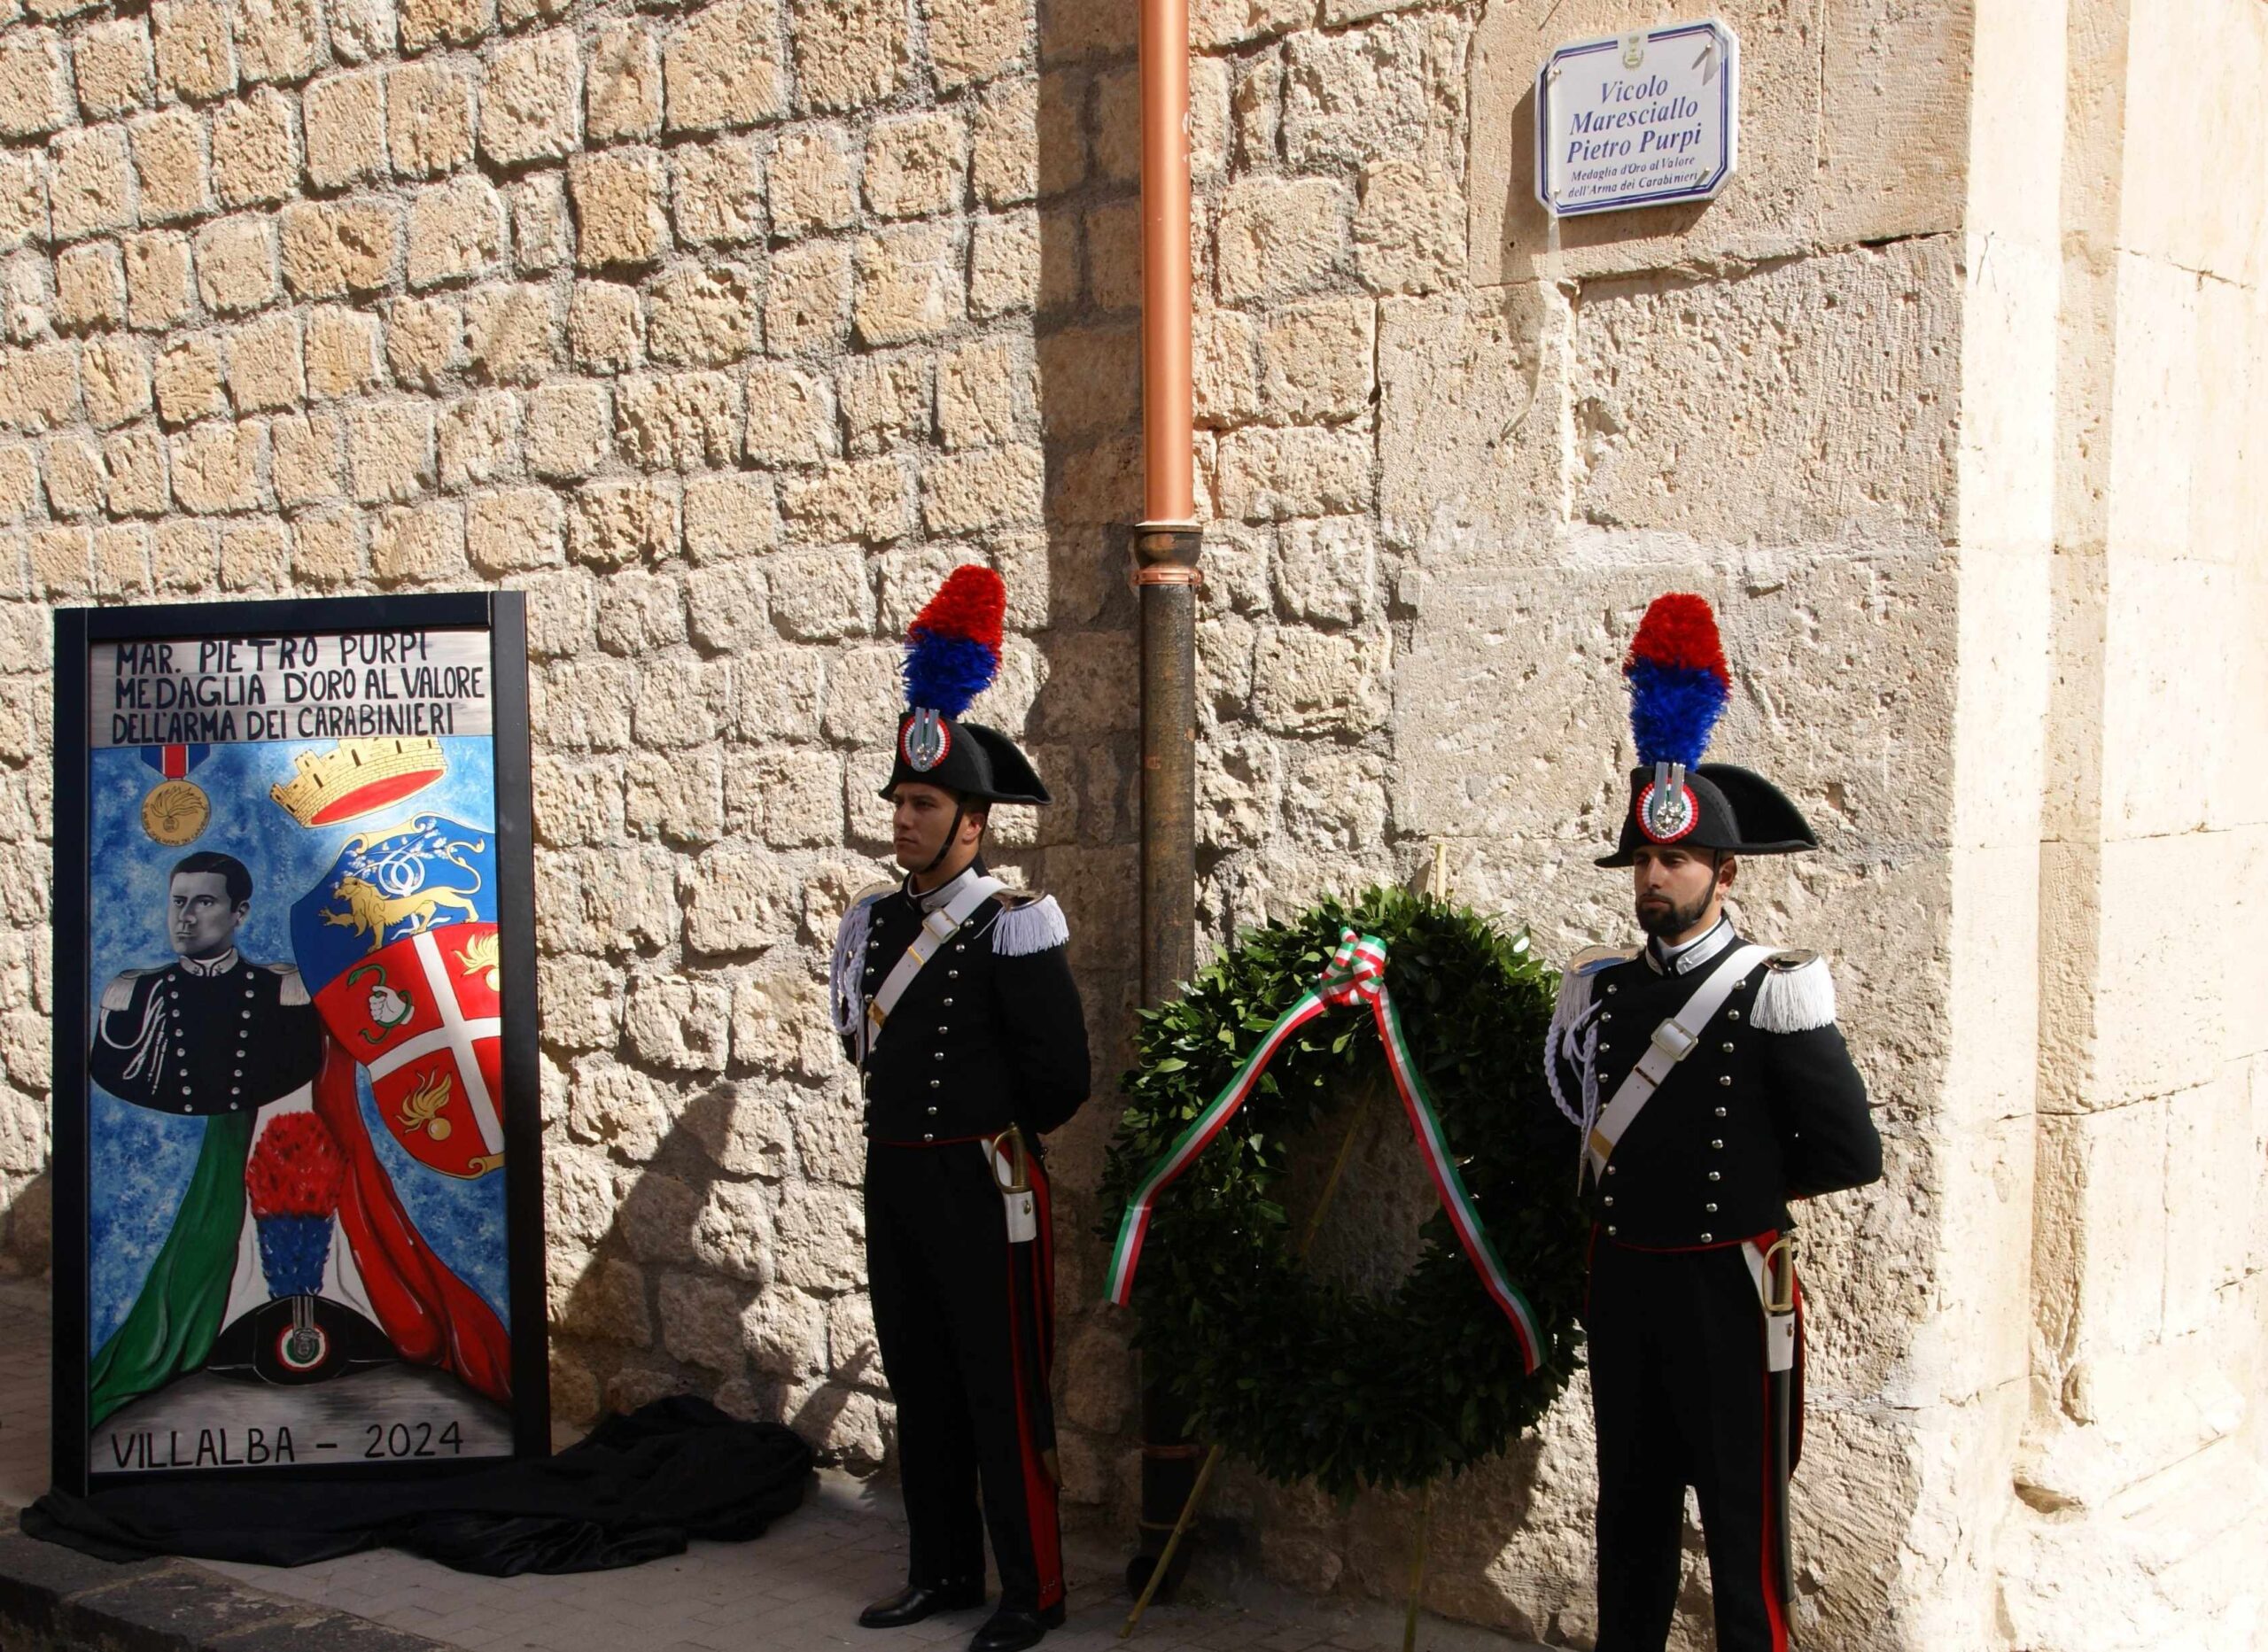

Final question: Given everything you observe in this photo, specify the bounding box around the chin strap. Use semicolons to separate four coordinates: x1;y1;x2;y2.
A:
919;802;967;876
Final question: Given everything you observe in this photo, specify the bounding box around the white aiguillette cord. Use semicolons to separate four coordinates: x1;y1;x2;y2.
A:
1584;943;1772;1182
858;875;1003;1062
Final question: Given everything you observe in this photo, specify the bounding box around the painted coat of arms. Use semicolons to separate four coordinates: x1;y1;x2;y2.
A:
291;818;504;1181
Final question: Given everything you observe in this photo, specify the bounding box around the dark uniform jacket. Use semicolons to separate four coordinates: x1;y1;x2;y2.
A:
1548;920;1881;1247
835;862;1091;1143
90;950;326;1118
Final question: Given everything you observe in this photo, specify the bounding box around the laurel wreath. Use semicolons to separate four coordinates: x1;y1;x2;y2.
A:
1098;888;1588;1499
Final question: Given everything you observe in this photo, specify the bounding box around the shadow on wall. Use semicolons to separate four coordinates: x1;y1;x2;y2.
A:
0;1170;52;1276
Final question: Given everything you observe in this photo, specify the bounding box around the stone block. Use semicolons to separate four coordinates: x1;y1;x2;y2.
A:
234;0;323;83
678;560;763;655
779;457;908;545
219;516;291;589
683;845;803;953
53;243;124;333
569;148;668;269
1192;304;1260;426
211;89;297;208
744;360;836;466
920;444;1042;534
330;0;395;60
1191;54;1230;180
89;522;152;593
1215;424;1371;520
192;213;279;314
1092;63;1139;188
672;138;764;246
124;231;192;331
464;281;557;384
369;498;466;583
288;508;359;583
226;312;301;411
569;476;675;568
408;175;506;289
586;19;662;143
763;238;850;357
647;264;757;367
510;173;570;272
616;369;741;471
151;2;234;104
388;61;476;180
1190;0;1306;49
744;1283;824;1376
81;335;152;427
102;426;168;514
303;304;381;398
1281;11;1461;172
279;199;402;298
928;0;1023;89
1252;623;1388;734
74;19;154;119
773;1183;863;1291
1257;296;1374;423
155;333;227;423
769;125;857;237
1272;515;1373;626
400;0;493;53
596;568;687;655
1354;150;1462;297
1216;175;1351;303
305;70;388;190
386;293;463;389
467;485;562;576
43;434;102;516
866;110;966;219
0;155;45;254
346;399;433;502
723;746;840;845
1084;196;1141;310
268;408;341;504
684;470;774;562
968;208;1039;318
3;342;82;431
168;417;261;513
483;30;579;165
789;0;906;112
838;350;931;454
934;337;1024;449
526;379;610;477
51;126;135;243
569;281;641;373
438;391;521;492
622;742;719;842
536;950;620;1049
764;546;873;638
853;221;961;345
666;0;786;131
0;30;70;138
622;971;728;1070
968;78;1037;208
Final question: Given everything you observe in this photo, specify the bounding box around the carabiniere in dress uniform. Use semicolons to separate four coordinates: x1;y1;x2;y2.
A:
1546;594;1883;1652
829;567;1091;1652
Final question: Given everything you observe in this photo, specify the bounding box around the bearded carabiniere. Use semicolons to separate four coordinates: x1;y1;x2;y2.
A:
1545;594;1883;1652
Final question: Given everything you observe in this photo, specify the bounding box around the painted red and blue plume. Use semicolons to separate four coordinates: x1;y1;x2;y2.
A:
1623;593;1731;769
246;1113;346;1299
903;564;1006;717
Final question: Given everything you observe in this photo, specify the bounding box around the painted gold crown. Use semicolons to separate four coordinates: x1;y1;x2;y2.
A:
271;738;447;827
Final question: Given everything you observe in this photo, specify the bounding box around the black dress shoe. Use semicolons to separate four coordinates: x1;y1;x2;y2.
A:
858;1580;985;1628
967;1602;1066;1651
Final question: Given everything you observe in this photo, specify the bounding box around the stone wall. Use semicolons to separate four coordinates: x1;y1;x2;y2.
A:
0;0;2260;1645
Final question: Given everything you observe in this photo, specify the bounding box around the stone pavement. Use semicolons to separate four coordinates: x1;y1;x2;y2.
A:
0;1275;1535;1652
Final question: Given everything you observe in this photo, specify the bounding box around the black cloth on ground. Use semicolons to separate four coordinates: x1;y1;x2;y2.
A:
21;1397;812;1575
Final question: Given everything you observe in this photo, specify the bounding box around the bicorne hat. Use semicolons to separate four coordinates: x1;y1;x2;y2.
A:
878;566;1050;806
1596;594;1817;868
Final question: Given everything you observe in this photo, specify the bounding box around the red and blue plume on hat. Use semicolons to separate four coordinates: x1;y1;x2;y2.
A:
1623;593;1730;768
903;565;1005;717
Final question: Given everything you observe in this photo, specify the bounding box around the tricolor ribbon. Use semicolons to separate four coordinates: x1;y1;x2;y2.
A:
1106;930;1545;1374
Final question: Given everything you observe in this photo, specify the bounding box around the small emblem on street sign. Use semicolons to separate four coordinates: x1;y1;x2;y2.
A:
1536;19;1739;218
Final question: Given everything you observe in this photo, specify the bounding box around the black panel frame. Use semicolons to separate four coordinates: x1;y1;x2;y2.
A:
50;593;548;1496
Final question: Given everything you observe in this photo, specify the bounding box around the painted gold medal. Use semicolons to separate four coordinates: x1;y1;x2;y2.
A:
141;778;210;846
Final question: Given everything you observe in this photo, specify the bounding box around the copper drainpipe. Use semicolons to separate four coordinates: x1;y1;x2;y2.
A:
1128;0;1204;1602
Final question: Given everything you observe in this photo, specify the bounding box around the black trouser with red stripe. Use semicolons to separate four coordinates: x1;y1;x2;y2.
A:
1587;1234;1796;1652
864;1138;1063;1612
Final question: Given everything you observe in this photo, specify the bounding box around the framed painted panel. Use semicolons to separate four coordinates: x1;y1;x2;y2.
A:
50;593;547;1495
